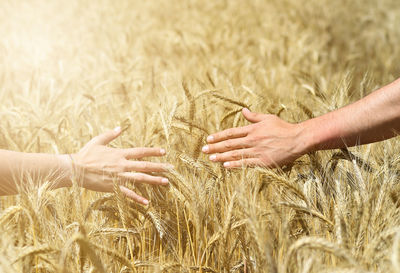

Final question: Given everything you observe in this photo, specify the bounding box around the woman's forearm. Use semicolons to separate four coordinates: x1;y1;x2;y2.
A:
302;78;400;151
0;128;171;204
0;150;72;195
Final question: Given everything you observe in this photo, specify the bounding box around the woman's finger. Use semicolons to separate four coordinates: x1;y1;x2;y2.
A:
206;126;250;144
123;147;166;159
120;185;149;205
223;158;263;169
119;172;169;186
124;161;173;173
202;138;251;154
209;148;254;162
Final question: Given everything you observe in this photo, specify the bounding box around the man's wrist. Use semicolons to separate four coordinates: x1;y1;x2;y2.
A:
296;118;319;154
297;112;342;153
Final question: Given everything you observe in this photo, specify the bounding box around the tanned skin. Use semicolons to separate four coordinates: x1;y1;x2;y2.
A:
203;77;400;168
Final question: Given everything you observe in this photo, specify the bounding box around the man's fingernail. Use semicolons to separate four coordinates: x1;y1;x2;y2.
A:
207;135;214;142
209;154;216;161
114;126;121;133
202;145;209;153
162;178;169;184
160;148;166;155
143;199;149;205
224;162;230;167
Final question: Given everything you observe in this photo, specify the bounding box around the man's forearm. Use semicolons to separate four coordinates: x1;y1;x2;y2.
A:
301;78;400;152
0;150;72;195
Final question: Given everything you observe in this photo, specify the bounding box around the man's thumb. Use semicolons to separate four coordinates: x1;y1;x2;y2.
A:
242;108;266;123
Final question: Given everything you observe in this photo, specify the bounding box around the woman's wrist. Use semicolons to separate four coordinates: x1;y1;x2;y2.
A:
56;154;74;188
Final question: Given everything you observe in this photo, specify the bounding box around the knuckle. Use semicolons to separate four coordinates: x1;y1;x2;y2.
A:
232;151;241;160
143;162;151;169
226;130;234;138
224;141;232;149
248;125;256;132
218;153;227;161
246;135;256;142
122;150;132;158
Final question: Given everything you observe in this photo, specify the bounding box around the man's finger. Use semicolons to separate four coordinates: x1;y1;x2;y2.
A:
123;147;166;159
119;172;169;186
223;158;263;169
206;126;249;144
120;185;149;205
124;161;173;173
209;148;253;162
89;127;121;146
202;138;251;154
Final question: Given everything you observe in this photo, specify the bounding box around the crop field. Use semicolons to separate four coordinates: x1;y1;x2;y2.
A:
1;0;400;272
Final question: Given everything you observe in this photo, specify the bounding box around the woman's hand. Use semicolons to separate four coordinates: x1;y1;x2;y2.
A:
70;127;172;205
202;108;310;168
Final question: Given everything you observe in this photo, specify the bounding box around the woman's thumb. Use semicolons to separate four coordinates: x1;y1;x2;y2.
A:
90;126;121;145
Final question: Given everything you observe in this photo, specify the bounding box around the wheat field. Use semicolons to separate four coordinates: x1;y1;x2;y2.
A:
1;0;400;272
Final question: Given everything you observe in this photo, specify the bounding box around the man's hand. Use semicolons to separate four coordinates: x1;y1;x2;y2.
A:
202;108;309;168
71;127;173;205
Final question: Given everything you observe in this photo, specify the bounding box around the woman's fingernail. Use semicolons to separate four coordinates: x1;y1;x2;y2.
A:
143;199;149;205
160;148;166;155
209;154;216;161
162;178;169;184
114;126;121;133
224;162;230;167
207;135;214;142
202;145;209;153
167;164;174;169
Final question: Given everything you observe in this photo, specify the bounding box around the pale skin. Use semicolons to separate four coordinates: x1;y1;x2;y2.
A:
203;77;400;168
0;126;172;205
